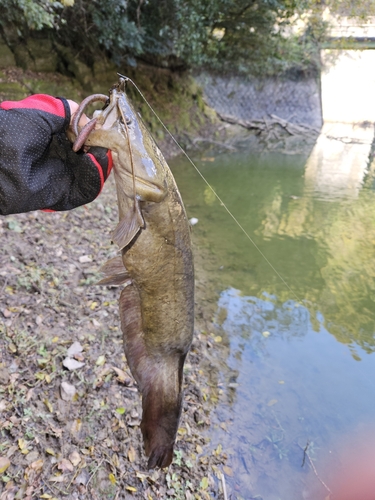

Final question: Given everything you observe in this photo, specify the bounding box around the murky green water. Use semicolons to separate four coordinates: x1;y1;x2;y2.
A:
171;149;375;500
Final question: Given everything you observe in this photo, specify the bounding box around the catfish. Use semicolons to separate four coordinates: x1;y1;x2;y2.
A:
71;78;194;468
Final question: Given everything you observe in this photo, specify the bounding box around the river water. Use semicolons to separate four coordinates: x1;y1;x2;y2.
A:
171;142;375;500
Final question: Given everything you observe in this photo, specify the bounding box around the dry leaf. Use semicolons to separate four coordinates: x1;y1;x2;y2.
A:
69;451;81;466
57;458;74;473
48;475;66;483
67;342;84;357
109;473;116;485
200;477;209;489
112;453;120;468
223;466;233;476
128;446;136;463
63;358;85;371
70;419;82;438
18;438;26;450
112;366;130;384
96;355;106;366
44;399;53;413
60;381;77;402
267;399;278;406
0;457;10;473
30;459;44;471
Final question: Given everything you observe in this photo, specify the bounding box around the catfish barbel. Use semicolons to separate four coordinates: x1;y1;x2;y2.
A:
71;77;194;469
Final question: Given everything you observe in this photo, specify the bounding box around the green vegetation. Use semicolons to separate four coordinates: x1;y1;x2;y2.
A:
0;0;374;77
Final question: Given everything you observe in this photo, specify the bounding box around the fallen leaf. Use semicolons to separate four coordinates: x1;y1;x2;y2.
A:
112;366;130;384
70;419;82;438
45;448;56;456
223;466;233;476
30;459;44;471
262;331;271;338
60;381;77;402
75;470;89;485
267;399;278;406
0;457;10;473
116;407;125;415
44;399;53;413
48;475;66;483
57;458;74;473
128;446;136;463
112;453;120;468
63;358;85;371
96;355;106;366
69;451;81;466
67;342;84;357
109;473;116;485
18;439;26;450
200;477;209;489
125;486;137;492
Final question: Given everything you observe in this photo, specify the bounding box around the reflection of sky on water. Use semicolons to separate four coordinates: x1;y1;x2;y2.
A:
213;288;375;499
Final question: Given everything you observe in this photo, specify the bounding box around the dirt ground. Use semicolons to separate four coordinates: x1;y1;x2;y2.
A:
0;166;233;500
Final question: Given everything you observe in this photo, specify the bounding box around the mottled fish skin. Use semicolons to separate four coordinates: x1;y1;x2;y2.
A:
81;80;194;469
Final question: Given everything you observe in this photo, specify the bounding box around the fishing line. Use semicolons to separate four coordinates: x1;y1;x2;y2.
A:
118;73;302;304
119;103;137;211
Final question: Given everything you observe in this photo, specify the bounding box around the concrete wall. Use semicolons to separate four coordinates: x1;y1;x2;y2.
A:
195;73;323;129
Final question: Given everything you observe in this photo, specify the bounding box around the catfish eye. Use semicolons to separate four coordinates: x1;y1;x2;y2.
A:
120;114;132;125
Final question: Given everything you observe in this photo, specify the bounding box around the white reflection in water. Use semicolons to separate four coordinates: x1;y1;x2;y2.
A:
304;49;375;200
304;122;374;200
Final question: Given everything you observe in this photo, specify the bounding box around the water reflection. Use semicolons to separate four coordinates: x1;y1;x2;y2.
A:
304;122;374;200
172;151;375;353
170;147;375;498
212;288;375;499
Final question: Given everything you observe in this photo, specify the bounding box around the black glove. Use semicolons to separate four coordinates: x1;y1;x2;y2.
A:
0;94;112;215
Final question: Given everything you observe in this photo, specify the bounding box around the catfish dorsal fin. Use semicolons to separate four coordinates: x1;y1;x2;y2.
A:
112;200;144;250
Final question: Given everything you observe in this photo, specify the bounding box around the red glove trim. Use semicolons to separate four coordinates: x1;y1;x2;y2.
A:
107;151;113;176
0;95;66;118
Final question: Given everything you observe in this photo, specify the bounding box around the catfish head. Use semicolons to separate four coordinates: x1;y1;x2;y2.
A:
72;78;169;249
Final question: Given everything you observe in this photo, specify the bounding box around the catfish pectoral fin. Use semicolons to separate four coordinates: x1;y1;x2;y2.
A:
112;202;144;249
96;256;130;286
96;274;131;286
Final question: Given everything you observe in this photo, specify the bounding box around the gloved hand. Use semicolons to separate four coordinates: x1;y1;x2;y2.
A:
0;94;112;215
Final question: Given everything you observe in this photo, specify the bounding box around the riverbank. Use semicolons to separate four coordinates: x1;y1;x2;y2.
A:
0;165;232;499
